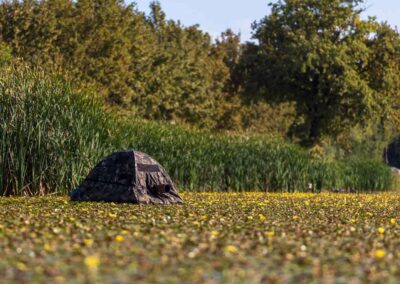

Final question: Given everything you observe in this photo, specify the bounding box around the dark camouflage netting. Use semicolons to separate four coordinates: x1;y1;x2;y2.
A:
70;150;183;204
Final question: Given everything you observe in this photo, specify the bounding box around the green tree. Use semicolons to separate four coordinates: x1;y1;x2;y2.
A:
242;0;400;146
0;42;12;67
70;0;135;105
366;23;400;135
128;2;233;128
0;0;242;130
0;0;136;105
215;29;241;91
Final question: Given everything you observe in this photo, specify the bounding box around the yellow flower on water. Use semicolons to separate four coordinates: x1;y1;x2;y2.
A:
224;245;238;253
84;239;94;246
43;243;52;252
259;214;266;221
211;230;219;237
16;262;27;271
265;231;275;237
374;249;386;260
84;255;100;269
390;218;396;225
108;213;117;218
115;235;124;242
378;227;385;234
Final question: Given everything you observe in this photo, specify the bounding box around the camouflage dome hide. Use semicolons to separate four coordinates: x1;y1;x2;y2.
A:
70;150;183;204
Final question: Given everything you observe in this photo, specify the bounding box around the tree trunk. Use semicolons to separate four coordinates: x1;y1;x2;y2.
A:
308;116;321;147
306;73;322;146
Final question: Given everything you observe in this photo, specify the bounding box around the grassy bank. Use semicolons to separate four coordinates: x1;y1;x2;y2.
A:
0;65;394;195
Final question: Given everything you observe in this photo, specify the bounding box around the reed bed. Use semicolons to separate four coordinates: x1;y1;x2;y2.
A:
0;66;112;195
0;65;394;195
116;120;393;192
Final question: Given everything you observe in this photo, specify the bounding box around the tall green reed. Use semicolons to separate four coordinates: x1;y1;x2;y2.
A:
0;65;394;195
114;119;394;192
0;66;112;195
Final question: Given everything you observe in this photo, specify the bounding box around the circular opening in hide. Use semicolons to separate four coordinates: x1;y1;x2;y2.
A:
151;184;171;195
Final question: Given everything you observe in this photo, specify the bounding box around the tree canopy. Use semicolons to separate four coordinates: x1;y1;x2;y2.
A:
0;0;399;150
239;0;400;145
0;0;238;129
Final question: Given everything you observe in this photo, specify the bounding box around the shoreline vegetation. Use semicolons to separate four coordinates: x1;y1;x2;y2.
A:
0;65;394;195
0;0;399;195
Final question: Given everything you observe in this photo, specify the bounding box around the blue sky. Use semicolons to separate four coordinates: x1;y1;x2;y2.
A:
134;0;400;42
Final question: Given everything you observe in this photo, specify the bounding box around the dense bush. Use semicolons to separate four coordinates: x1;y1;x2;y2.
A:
0;66;394;195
